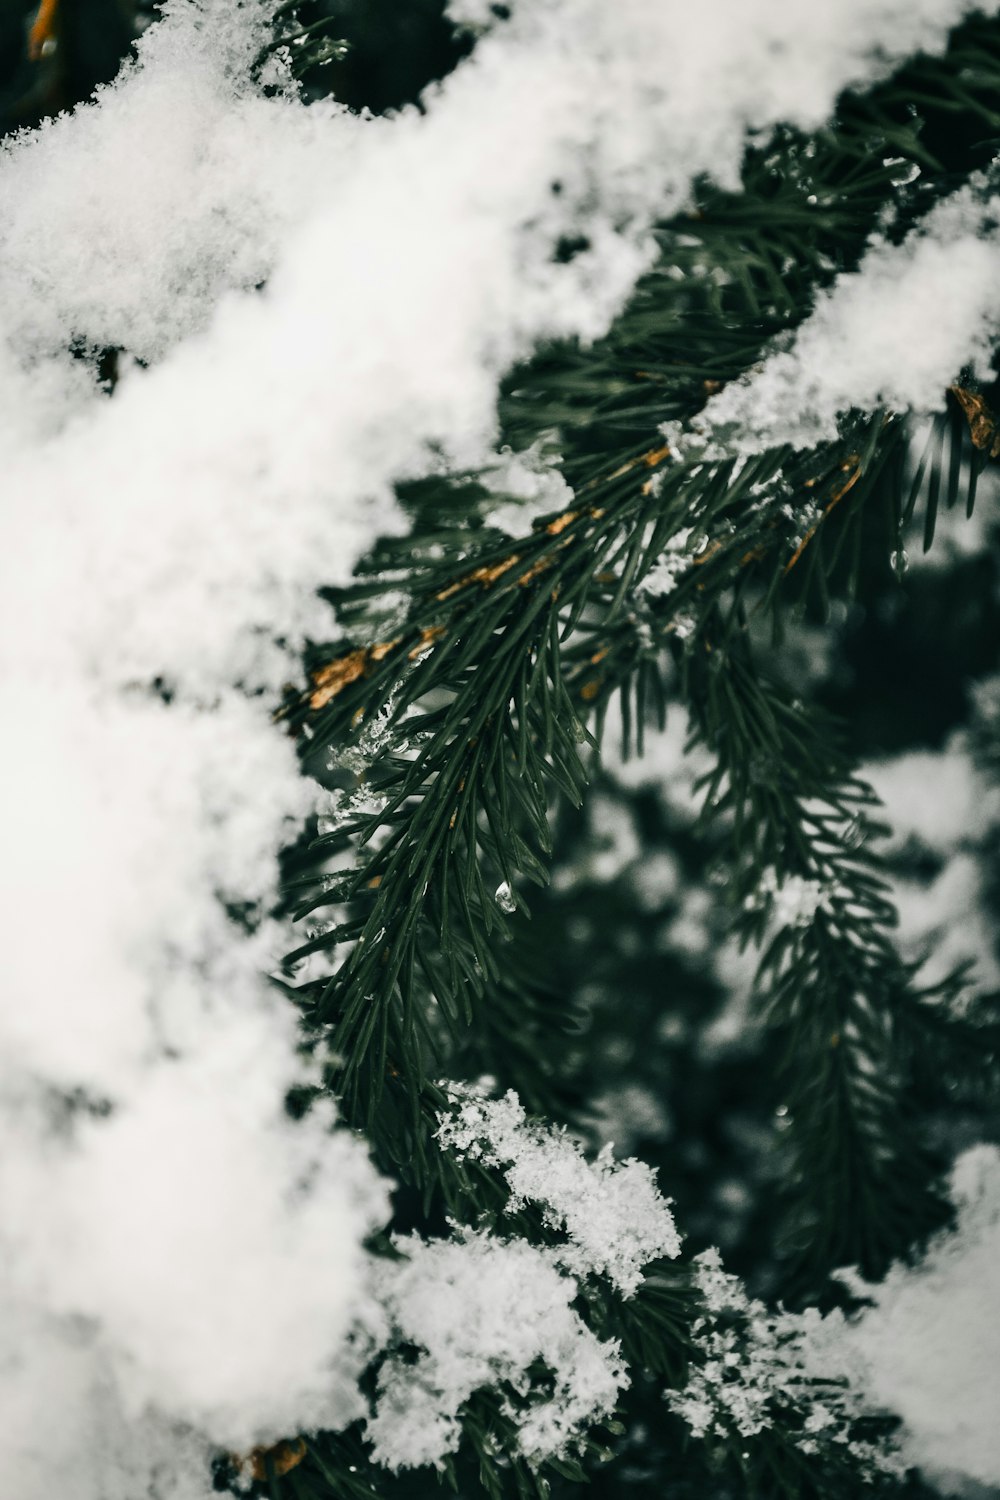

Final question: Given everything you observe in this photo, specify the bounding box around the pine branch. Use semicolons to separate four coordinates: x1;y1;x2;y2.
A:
259;18;1000;1495
681;615;961;1289
279;429;820;1122
279;389;988;1217
501;13;1000;466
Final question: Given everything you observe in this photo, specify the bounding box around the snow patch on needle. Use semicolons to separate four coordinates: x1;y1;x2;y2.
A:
437;1083;681;1294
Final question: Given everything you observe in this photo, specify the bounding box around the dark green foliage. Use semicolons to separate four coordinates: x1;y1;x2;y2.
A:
260;0;469;110
249;18;1000;1494
683;625;957;1292
0;0;138;133
501;16;1000;462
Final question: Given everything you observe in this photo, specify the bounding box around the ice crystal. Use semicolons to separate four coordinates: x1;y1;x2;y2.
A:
667;1250;900;1476
437;1086;681;1294
367;1230;627;1470
494;880;518;913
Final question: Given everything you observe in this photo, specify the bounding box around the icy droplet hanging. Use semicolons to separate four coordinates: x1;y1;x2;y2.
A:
494;880;517;914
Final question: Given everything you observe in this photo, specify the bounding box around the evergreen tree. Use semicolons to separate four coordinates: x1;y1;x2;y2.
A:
1;4;998;1499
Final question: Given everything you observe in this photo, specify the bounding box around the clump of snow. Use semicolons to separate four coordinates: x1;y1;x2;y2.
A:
437;1086;681;1293
863;737;1000;989
749;868;833;929
480;435;575;535
864;744;992;858
0;1;359;393
637;528;698;598
0;686;392;1500
667;1249;899;1476
367;1230;627;1470
701;183;1000;453
2;1031;389;1451
0;1323;217;1500
3;0;991;459
840;1145;1000;1492
1;690;312;1091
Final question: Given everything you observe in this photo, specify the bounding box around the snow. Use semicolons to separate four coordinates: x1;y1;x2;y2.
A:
590;1082;674;1154
667;1248;899;1476
367;1230;627;1470
599;703;759;1019
437;1086;681;1293
894;851;1000;990
0;1329;216;1500
0;6;357;384
0;0;996;1492
602;700;710;809
4;0;991;465
637;528;698;598
2;1035;387;1449
907;458;1000;569
841;1146;1000;1491
865;745;993;857
863;736;1000;989
480;435;575;535
702;183;1000;453
749;868;832;929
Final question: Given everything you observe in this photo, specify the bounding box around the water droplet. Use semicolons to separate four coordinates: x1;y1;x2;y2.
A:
890;547;909;579
842;814;866;849
883;155;921;186
494;880;517;914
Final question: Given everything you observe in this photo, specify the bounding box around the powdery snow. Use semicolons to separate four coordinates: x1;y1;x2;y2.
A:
864;736;1000;990
702;184;1000;453
841;1146;1000;1491
438;1085;681;1293
667;1248;899;1477
367;1231;627;1469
